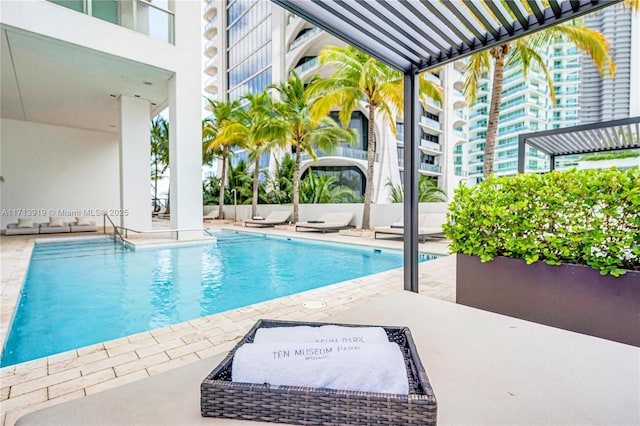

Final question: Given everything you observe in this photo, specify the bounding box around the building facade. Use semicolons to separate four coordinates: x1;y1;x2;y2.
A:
203;0;469;202
1;0;203;235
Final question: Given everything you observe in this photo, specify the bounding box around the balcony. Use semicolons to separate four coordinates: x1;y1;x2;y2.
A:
291;57;319;77
422;97;442;113
204;15;218;39
419;163;442;174
453;90;467;108
301;146;378;162
419;116;442;132
204;36;218;56
204;55;218;75
424;72;440;85
48;0;175;44
419;139;442;155
288;27;321;52
454;130;466;141
204;75;218;94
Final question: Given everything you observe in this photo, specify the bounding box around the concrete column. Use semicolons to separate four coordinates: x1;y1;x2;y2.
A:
119;95;151;231
168;74;203;238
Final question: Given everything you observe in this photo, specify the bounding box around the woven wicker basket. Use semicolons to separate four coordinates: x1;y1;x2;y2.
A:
201;319;437;425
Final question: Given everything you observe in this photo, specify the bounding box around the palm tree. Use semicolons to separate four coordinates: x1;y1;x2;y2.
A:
203;98;242;219
385;176;446;203
300;170;358;204
272;70;357;223
150;116;169;212
215;91;280;218
465;18;615;178
312;45;442;229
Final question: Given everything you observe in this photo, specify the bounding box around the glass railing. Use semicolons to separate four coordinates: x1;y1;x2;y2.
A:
423;97;442;110
205;74;218;88
301;146;377;162
49;0;175;44
424;72;440;84
204;1;216;19
420;140;442;152
205;55;218;70
454;130;466;140
419;163;442;173
455;168;468;177
420;116;442;130
288;27;321;52
292;57;319;76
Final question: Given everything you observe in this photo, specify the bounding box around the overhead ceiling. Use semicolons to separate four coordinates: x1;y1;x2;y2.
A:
272;0;623;73
0;25;173;134
522;116;640;156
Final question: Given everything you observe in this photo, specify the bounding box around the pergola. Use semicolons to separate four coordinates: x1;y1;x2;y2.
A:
271;0;623;293
518;116;640;172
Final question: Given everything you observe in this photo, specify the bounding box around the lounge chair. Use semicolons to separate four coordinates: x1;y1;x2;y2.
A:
5;219;39;235
203;210;219;222
245;210;291;228
295;212;354;233
374;213;446;241
39;217;71;234
69;218;97;233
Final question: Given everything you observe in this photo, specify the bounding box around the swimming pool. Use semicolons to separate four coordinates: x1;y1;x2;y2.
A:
1;233;437;366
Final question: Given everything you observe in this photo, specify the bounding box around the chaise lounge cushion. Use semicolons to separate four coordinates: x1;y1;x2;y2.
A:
70;220;97;233
5;223;39;235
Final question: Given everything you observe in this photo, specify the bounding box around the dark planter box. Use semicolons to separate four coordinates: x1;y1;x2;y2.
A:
456;254;640;347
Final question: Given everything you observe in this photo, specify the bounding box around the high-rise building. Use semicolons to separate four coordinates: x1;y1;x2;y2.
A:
466;39;583;181
579;6;640;124
202;0;469;202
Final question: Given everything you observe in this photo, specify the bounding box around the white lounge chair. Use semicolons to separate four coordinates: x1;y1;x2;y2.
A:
203;210;219;222
245;210;291;228
295;212;354;233
374;213;446;240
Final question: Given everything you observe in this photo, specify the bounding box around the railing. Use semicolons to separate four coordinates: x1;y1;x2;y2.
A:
300;146;378;162
454;130;466;140
292;57;319;76
104;214;215;241
205;74;218;87
204;15;218;37
424;72;440;84
288;27;321;52
419;163;442;173
423;97;442;110
102;213;126;247
419;139;442;152
48;0;175;44
205;55;218;71
420;116;442;130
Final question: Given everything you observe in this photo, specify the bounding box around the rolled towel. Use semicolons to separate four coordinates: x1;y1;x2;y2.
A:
232;342;409;395
253;325;389;344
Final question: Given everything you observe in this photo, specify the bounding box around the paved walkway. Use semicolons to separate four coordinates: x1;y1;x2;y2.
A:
0;223;454;426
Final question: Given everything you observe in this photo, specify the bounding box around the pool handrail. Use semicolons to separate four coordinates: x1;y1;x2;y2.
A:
102;213;126;246
102;214;215;240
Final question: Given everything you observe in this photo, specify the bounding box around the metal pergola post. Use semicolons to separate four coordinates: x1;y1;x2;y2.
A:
403;69;419;293
517;134;526;173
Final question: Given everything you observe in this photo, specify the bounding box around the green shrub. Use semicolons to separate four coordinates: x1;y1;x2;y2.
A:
444;168;640;276
580;150;639;161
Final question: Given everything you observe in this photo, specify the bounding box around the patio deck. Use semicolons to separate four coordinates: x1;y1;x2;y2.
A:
15;291;640;425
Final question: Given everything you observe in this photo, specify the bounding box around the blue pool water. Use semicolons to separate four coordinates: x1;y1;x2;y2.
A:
1;233;437;366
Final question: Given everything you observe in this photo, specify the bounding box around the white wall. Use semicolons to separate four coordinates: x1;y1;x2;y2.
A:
0;118;120;228
205;202;449;228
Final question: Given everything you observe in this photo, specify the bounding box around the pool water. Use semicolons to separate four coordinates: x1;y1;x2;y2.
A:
1;233;437;366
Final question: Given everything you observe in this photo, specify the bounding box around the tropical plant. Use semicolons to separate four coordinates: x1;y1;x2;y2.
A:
271;70;357;222
226;159;253;204
300;170;359;204
464;11;615;178
150;116;169;212
263;153;295;204
313;45;443;229
203;98;242;219
444;168;640;276
385;176;447;203
202;176;222;205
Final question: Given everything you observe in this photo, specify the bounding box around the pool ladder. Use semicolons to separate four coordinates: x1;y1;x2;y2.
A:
103;213;127;247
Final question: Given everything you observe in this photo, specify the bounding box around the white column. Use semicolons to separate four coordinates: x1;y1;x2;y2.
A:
168;74;203;238
119;95;151;231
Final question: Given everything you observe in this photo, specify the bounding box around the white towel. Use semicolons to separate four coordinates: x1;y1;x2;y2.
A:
253;325;389;344
232;342;409;395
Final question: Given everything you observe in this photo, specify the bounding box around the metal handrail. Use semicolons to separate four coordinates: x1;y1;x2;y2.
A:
117;225;215;240
102;213;126;246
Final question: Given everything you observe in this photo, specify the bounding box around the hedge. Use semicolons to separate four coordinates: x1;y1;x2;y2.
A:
444;168;640;276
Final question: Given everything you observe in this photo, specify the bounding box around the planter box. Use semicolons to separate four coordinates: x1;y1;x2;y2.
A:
456;254;640;346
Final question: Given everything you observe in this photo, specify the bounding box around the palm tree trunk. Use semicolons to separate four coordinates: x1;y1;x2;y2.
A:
293;145;301;223
218;148;227;219
362;105;376;229
484;45;509;178
251;155;260;218
153;158;159;212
